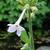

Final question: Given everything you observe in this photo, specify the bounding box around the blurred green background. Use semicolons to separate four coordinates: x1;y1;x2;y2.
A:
0;0;50;50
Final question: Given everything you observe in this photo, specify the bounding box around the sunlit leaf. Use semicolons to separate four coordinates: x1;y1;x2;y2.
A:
20;31;29;43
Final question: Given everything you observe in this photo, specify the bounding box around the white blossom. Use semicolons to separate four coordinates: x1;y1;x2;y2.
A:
7;7;26;36
7;24;25;36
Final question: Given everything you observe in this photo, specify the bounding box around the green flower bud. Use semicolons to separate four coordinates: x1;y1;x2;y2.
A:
21;43;28;50
31;6;38;12
24;4;29;9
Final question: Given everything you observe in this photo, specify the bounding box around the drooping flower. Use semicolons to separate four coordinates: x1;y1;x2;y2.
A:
7;24;25;36
7;7;27;36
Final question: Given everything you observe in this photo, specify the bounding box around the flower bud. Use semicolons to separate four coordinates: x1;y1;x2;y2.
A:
21;43;28;50
31;6;38;12
24;4;29;9
31;13;35;18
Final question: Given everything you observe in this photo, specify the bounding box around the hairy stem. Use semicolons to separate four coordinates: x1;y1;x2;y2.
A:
28;8;35;50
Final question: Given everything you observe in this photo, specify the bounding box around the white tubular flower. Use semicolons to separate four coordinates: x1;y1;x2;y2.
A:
7;7;27;36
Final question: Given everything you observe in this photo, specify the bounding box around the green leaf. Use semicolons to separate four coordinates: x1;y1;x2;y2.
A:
24;47;31;50
20;31;29;43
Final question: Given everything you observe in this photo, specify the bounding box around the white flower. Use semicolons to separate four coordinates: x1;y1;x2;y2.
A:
7;24;25;36
7;7;26;36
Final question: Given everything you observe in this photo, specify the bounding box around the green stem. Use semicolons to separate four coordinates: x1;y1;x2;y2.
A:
28;8;35;50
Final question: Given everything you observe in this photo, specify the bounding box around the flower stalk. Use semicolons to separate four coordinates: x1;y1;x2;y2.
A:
28;8;35;50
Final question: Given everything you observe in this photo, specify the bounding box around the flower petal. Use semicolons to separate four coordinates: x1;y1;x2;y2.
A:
16;30;21;36
7;24;13;26
7;25;17;33
16;25;25;36
18;25;25;31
